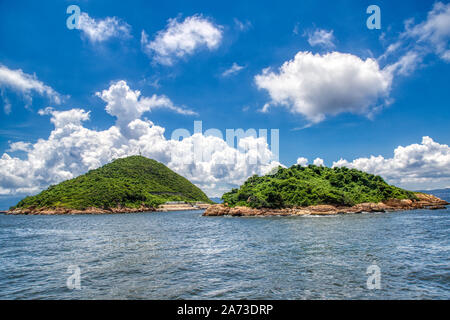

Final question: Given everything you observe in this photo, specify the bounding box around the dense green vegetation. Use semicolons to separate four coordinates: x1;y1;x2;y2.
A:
13;156;211;210
222;165;417;208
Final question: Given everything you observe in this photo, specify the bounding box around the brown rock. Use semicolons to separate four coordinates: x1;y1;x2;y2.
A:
304;205;337;215
10;192;448;216
203;204;230;216
353;202;388;212
7;205;156;215
202;193;448;217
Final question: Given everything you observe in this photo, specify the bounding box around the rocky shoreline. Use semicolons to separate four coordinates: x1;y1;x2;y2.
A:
7;205;157;215
203;193;449;217
156;202;211;212
6;193;448;216
7;202;213;215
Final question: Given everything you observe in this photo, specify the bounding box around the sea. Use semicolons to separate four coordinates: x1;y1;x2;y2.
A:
0;194;449;299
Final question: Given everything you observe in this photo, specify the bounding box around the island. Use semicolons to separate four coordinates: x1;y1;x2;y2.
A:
8;156;212;215
204;165;448;216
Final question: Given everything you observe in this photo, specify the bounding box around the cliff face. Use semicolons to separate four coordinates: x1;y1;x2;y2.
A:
203;193;449;217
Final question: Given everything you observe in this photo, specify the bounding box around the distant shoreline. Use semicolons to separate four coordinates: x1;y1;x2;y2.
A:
6;194;449;216
6;202;212;215
204;193;449;217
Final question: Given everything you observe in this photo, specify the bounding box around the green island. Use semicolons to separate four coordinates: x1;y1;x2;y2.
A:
10;156;212;214
9;157;447;216
222;165;417;208
204;165;448;216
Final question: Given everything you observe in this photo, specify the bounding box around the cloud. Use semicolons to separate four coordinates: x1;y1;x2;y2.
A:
381;2;450;76
95;80;197;133
78;12;131;43
296;157;308;166
234;18;252;31
313;157;324;166
296;157;325;167
0;64;62;109
305;29;335;48
256;3;449;125
255;51;393;123
141;15;223;65
3;100;11;114
332;137;450;190
222;62;245;77
7;142;32;153
384;50;423;76
38;107;90;128
403;2;450;62
0;81;280;198
0;89;11;114
293;23;300;35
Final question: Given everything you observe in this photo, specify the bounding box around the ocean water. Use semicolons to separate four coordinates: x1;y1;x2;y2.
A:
0;203;449;299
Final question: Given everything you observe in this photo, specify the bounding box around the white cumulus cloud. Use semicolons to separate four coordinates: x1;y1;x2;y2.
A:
332;137;450;190
141;15;223;65
255;51;393;123
313;157;324;166
95;80;196;133
0;81;280;198
78;12;131;43
296;157;308;166
256;3;450;125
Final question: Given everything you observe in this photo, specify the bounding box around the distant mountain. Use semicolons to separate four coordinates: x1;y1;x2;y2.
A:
209;197;223;204
11;156;211;212
222;165;418;208
0;196;25;212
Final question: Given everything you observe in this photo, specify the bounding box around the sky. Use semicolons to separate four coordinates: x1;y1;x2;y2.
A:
0;0;449;209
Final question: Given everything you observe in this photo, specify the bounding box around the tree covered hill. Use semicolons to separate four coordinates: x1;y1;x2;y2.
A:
12;156;211;210
222;165;418;208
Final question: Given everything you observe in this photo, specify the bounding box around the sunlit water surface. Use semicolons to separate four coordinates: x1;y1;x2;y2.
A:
0;199;449;299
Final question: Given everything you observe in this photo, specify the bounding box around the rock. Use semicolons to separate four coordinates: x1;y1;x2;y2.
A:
353;202;388;212
202;193;449;217
7;205;156;215
415;193;449;205
307;205;339;215
230;206;258;216
292;209;311;216
10;192;448;216
427;205;447;210
203;204;230;216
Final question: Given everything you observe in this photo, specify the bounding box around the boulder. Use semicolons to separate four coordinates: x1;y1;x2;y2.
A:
203;204;230;216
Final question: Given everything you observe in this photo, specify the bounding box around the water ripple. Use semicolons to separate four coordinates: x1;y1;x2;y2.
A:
0;207;449;299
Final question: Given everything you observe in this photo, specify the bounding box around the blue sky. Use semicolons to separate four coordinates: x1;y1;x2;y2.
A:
0;0;449;208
